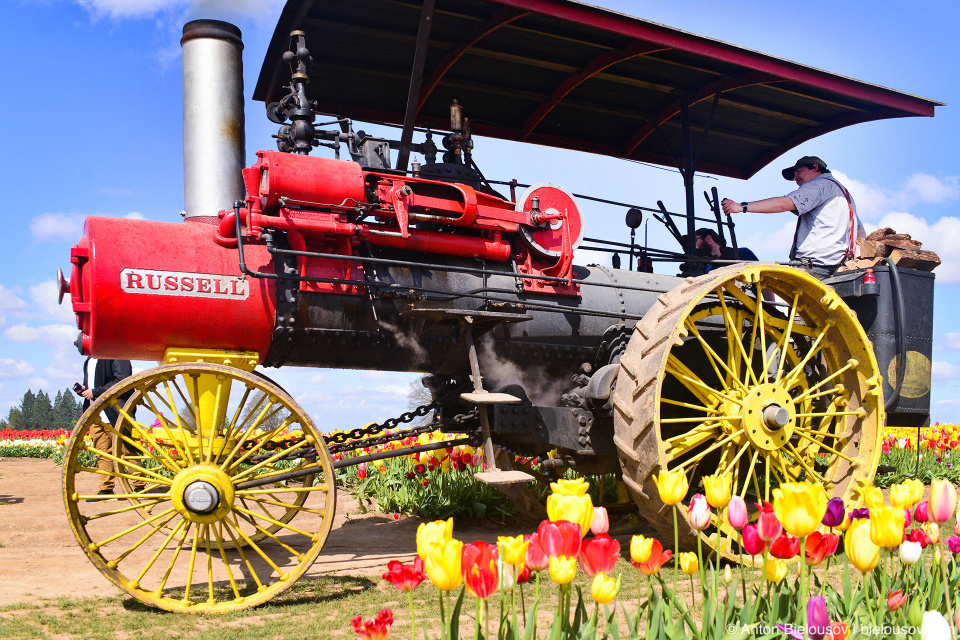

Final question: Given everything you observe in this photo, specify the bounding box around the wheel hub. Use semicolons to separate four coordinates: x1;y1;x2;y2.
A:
170;464;235;523
183;481;220;514
741;383;796;451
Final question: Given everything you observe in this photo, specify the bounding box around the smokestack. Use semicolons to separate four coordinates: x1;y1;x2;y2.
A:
181;20;245;220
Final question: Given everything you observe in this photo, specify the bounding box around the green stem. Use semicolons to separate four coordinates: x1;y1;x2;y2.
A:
800;537;808;640
689;573;696;613
485;599;490;640
474;597;481;640
439;591;448;640
739;548;747;608
673;505;680;617
408;591;416;640
937;537;954;626
696;531;707;601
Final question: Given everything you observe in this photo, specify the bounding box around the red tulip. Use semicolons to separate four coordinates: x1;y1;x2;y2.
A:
741;524;767;556
906;528;930;548
579;533;620;578
636;538;672;576
537;520;582;558
887;589;909;611
769;532;800;559
382;557;426;592
524;533;550;572
805;531;840;566
461;541;499;600
351;609;394;640
756;501;783;541
516;564;532;584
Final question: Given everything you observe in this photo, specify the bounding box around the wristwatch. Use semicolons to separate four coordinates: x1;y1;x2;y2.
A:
740;202;748;213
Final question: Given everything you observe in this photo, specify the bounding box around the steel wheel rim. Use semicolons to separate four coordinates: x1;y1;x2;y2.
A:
62;363;336;613
614;264;884;559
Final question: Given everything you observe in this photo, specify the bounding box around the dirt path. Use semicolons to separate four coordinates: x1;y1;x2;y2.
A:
0;458;531;606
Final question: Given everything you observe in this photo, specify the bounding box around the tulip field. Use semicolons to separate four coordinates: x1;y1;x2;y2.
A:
8;426;960;638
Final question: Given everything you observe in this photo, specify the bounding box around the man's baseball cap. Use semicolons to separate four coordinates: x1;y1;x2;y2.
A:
781;156;829;180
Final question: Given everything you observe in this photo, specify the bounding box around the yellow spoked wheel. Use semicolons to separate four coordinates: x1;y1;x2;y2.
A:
612;264;884;559
62;363;336;613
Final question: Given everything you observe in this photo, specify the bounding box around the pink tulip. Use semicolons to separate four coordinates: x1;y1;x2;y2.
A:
688;493;712;531
915;500;929;523
591;506;609;536
524;533;550;572
727;496;748;529
929;479;957;524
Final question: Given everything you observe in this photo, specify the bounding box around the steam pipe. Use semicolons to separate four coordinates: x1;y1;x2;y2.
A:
181;20;246;219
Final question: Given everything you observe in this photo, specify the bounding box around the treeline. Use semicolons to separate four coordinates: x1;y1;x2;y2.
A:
1;389;83;431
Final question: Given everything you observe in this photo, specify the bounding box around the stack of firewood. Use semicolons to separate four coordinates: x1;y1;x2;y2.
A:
838;227;941;272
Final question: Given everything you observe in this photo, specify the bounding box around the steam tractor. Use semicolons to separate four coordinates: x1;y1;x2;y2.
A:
59;0;940;612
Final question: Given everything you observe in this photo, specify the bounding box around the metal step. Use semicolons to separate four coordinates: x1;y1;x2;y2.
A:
461;391;522;405
474;469;536;485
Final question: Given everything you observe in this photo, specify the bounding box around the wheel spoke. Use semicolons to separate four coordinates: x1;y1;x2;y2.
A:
108;511;179;565
773;293;800;382
84;440;172;484
667;355;741;406
717;291;757;387
233;505;316;539
212;523;241;600
183;524;201;603
683;319;743;394
672;429;744;470
164;379;197;467
781;329;833;388
93;507;176;548
139;519;190;589
720;440;752;476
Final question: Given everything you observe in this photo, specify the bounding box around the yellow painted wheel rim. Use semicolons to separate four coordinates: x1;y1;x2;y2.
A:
62;363;336;613
614;264;884;560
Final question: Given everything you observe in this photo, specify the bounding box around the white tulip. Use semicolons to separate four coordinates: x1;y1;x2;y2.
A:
921;610;952;640
900;540;923;565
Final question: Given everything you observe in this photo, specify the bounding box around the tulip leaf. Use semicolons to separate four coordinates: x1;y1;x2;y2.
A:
519;599;539;640
448;588;466;640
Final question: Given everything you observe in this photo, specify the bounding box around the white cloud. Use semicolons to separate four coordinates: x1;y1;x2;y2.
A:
76;0;282;21
125;211;147;220
836;170;960;221
0;359;36;380
945;333;960;351
0;285;26;313
872;211;960;283
933;360;960;381
5;323;78;345
30;212;86;243
29;281;76;323
305;373;328;385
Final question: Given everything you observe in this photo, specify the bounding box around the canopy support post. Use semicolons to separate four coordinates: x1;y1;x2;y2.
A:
396;0;436;173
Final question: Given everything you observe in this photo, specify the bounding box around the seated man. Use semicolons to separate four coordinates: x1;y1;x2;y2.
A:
695;228;758;272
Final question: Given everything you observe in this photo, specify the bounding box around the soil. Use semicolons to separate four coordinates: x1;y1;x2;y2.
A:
0;458;533;607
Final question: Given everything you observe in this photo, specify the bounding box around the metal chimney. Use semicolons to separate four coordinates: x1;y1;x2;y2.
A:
181;20;245;220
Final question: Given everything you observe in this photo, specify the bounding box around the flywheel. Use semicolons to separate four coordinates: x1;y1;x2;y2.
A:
62;363;336;613
612;263;884;560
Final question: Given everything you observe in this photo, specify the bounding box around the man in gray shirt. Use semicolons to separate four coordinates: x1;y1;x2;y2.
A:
721;156;864;279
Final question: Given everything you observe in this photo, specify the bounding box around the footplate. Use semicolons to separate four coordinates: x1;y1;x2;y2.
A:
474;469;535;485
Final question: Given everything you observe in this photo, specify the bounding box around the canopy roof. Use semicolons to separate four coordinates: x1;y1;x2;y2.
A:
254;0;941;179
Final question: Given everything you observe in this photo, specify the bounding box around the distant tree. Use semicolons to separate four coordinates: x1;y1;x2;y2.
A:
5;406;26;430
406;376;435;427
17;390;36;430
31;391;53;429
52;389;82;431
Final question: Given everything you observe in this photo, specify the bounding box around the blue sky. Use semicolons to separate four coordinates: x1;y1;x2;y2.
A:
2;0;959;431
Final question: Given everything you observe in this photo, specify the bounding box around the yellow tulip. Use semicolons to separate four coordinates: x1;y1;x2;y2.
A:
772;482;828;538
591;573;619;605
845;519;880;573
548;555;577;585
679;552;698;576
889;483;912;510
424;538;464;590
630;535;653;564
416;518;453;560
550;478;590;497
497;535;529;566
702;472;732;508
654;468;689;506
863;486;884;509
764;558;787;582
547;492;594;536
905;478;925;506
869;506;906;548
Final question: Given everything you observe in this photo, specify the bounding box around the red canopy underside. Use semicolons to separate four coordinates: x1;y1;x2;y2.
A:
254;0;941;179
